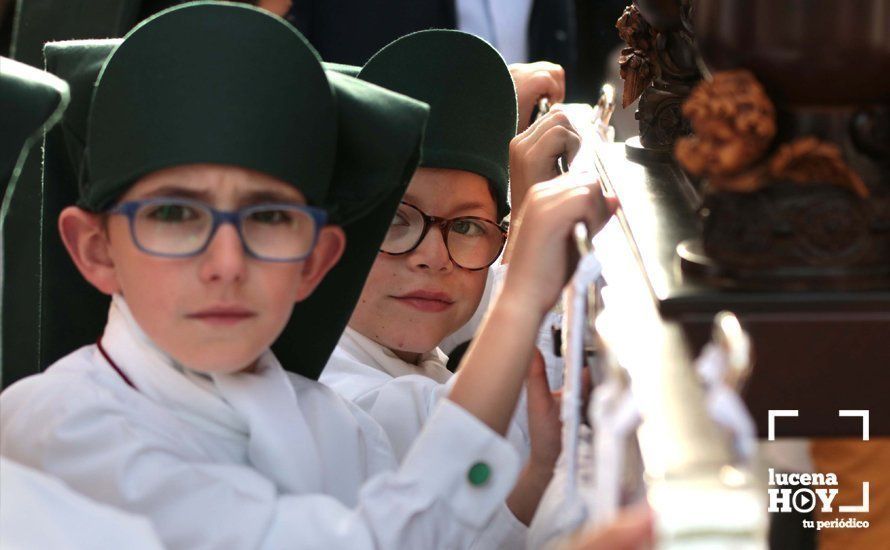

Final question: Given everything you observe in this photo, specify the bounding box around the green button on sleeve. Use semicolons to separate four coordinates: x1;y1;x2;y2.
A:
468;461;491;486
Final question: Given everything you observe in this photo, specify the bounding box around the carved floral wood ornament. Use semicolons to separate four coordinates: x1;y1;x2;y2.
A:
675;70;869;199
616;5;655;109
674;70;774;190
615;1;700;150
769;138;869;199
614;0;888;285
673;68;887;280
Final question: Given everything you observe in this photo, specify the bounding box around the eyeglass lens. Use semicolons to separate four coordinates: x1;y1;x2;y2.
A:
381;203;504;269
131;200;317;260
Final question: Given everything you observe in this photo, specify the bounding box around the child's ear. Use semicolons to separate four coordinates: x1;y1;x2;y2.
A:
58;206;121;296
293;225;346;302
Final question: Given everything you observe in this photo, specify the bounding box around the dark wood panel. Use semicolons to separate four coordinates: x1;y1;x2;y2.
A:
595;142;890;437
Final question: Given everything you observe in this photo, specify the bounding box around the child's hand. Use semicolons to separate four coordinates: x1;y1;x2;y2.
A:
509;61;566;132
509;105;581;216
448;177;614;445
506;351;561;525
526;351;562;472
502;172;618;318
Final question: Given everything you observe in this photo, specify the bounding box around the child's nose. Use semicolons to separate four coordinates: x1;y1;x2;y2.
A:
198;223;248;284
407;225;453;272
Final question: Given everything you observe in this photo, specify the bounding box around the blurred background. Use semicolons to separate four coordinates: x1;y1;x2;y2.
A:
0;0;636;137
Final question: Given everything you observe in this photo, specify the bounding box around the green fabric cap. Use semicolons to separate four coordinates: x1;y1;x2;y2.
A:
22;3;428;381
44;39;121;190
83;2;336;212
358;30;517;219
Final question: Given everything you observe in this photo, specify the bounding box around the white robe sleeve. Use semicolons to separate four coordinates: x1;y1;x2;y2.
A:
345;375;530;549
1;374;520;550
347;373;529;462
265;399;523;550
0;457;164;550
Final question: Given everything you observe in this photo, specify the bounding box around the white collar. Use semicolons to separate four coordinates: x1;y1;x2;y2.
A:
337;326;452;384
99;295;323;493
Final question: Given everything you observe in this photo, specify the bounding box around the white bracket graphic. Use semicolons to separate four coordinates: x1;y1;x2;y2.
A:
768;409;798;441
838;410;870;441
839;482;870;513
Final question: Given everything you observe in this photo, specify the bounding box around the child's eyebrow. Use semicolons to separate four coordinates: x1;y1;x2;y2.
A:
402;194;491;215
445;201;492;216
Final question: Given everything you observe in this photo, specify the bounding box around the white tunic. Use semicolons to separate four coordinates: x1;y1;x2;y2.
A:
322;328;530;548
324;327;530;462
0;457;163;550
0;297;520;549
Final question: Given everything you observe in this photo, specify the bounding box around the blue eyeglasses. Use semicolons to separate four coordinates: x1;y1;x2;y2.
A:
107;197;328;262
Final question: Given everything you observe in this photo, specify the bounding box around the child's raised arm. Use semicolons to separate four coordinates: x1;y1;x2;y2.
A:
448;172;618;434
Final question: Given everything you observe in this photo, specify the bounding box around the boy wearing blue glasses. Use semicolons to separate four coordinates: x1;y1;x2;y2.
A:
72;164;336;374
